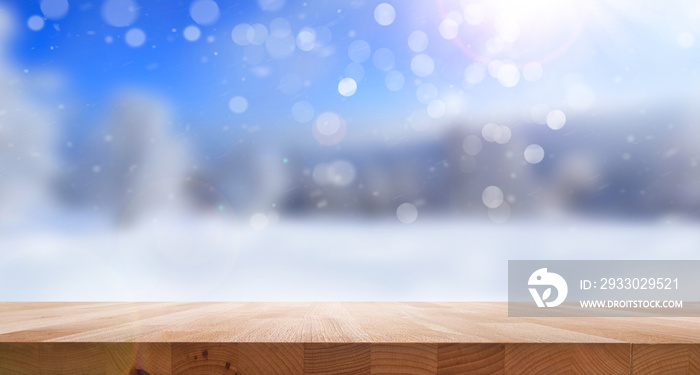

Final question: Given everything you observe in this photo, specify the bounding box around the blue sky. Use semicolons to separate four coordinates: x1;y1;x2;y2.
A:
9;0;698;141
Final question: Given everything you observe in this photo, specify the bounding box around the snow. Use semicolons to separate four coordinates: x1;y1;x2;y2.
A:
2;218;699;301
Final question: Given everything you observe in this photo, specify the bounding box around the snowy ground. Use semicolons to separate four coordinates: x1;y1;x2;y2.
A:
2;216;699;301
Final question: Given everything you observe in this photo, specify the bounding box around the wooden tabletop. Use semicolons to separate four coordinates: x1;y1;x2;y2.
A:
1;302;699;374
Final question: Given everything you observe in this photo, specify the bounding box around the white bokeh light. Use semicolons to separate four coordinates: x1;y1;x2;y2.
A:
464;63;486;84
481;123;499;142
566;84;596;110
482;123;511;144
522;62;543;81
416;83;438;104
270;18;291;38
439;19;459;40
291;101;314;123
494;125;511;144
348;40;371;63
396;203;418;224
524;144;545;164
488;201;511;223
258;0;285;12
249;213;269;230
296;29;316;51
232;24;253;46
494;13;520;43
313;112;347;146
410;54;434;77
313;161;356;187
40;0;69;20
427;100;446;119
374;3;396;26
278;74;302;96
189;0;220;25
27;16;45;31
344;63;365;81
385;70;405;91
315;112;341;136
530;103;550;124
497;63;520;87
546;109;566;130
102;0;138;27
462;135;482;156
487;60;503;78
183;25;201;42
463;3;485;25
228;96;248;114
482;186;504;209
265;34;296;59
338;78;358;97
372;48;395;71
249;24;268;45
125;28;146;47
678;32;695;48
408;30;428;52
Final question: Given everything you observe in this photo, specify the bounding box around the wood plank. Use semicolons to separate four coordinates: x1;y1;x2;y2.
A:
238;343;303;375
632;344;700;375
171;343;237;375
305;343;370;375
38;343;106;375
437;344;504;375
0;343;39;375
505;344;630;375
1;302;699;344
0;303;698;374
104;343;171;375
370;343;437;375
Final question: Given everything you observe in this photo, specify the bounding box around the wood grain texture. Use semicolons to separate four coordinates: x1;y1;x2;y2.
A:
238;343;303;375
2;302;699;344
370;344;437;375
632;344;700;375
0;303;698;374
171;343;237;375
505;344;630;375
0;343;39;375
305;344;370;375
104;343;171;375
437;344;504;375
